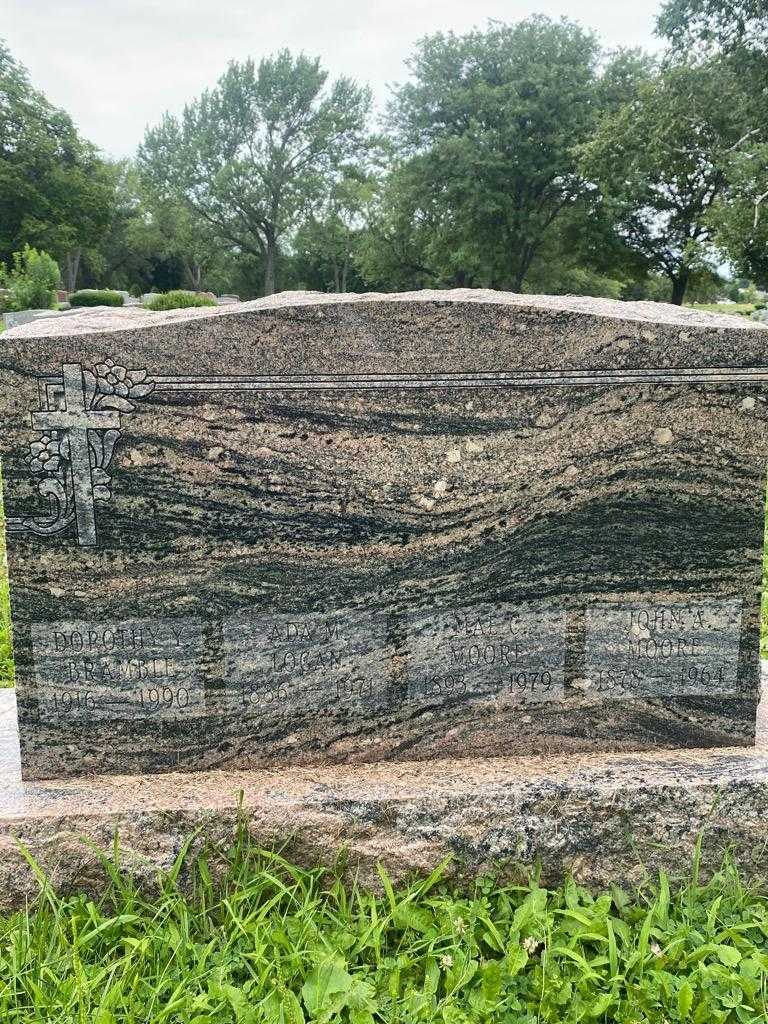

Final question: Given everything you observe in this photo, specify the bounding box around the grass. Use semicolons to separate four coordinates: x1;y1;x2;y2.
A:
0;831;766;1023
688;302;759;317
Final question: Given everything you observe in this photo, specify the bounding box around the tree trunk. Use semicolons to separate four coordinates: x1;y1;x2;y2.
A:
64;250;81;293
263;232;277;296
670;272;689;305
512;253;534;293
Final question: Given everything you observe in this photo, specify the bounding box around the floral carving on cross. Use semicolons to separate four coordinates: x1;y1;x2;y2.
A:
12;360;155;547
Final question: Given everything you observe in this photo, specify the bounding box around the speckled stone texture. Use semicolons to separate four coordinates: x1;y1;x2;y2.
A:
1;685;768;907
1;291;767;780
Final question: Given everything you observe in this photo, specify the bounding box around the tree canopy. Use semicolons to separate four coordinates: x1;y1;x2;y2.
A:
658;0;768;51
385;18;603;291
0;39;114;290
579;58;757;302
138;51;371;295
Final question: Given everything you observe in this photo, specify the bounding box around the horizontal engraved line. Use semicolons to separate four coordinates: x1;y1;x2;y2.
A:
146;366;768;390
36;366;768;391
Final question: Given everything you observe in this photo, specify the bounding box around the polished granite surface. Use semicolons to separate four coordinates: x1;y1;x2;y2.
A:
2;292;767;779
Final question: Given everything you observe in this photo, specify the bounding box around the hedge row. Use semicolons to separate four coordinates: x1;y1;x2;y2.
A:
70;290;124;307
144;290;217;311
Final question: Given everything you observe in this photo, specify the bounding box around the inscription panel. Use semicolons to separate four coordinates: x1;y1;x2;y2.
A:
584;600;743;698
31;617;205;721
406;604;567;705
223;610;391;723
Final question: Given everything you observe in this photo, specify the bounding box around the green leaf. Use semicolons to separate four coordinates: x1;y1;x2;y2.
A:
714;945;742;967
506;946;529;977
222;984;257;1023
636;906;654;960
564;876;579;910
657;871;670;926
678;980;694;1020
693;998;713;1024
424;957;441;996
301;959;354;1017
551;946;601;981
587;992;614;1017
607;919;618;979
347;977;377;1015
480;959;503;1004
393;903;434;934
706;894;723;934
349;1014;375;1024
262;989;305;1024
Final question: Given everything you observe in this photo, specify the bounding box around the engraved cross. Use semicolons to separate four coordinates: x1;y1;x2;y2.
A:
32;363;120;547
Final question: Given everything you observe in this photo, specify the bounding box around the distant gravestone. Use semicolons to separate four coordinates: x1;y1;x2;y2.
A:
3;309;53;330
2;308;84;331
1;291;767;781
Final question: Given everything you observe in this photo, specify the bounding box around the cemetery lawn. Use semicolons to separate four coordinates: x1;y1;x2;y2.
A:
1;835;768;1022
688;302;759;317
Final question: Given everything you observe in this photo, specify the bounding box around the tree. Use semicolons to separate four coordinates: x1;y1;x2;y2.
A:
44;157;116;292
0;39;115;290
80;162;213;294
707;144;768;285
521;201;644;298
138;51;371;296
657;0;768;51
354;159;444;290
292;167;376;292
134;199;223;292
87;161;157;290
595;47;656;110
386;18;602;292
657;2;768;286
579;59;755;304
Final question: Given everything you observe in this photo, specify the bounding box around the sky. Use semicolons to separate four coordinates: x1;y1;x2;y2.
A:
4;0;663;159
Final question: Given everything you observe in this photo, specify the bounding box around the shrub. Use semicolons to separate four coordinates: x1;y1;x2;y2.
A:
69;289;125;308
144;290;217;311
0;246;59;312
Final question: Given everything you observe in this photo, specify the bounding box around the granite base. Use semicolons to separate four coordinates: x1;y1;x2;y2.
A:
1;686;767;908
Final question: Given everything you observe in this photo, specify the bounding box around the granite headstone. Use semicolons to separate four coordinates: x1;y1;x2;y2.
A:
1;291;766;780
